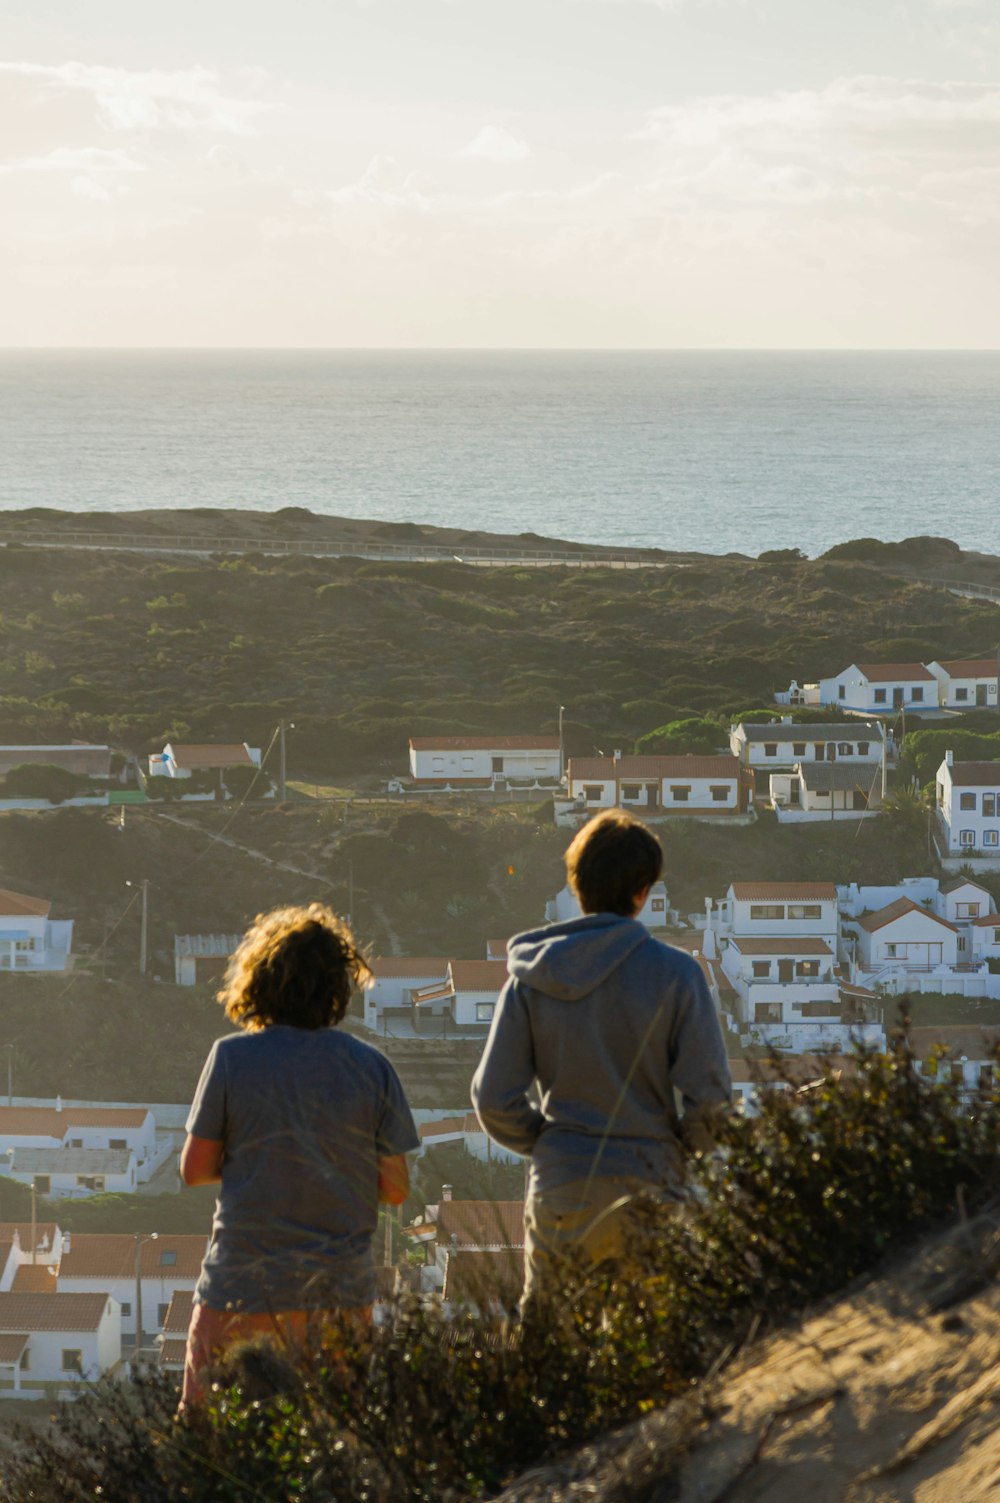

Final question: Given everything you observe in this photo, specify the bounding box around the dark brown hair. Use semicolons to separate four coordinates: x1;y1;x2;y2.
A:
217;903;373;1032
565;809;663;917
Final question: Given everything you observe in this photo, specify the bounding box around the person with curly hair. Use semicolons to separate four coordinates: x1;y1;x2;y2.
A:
178;903;418;1405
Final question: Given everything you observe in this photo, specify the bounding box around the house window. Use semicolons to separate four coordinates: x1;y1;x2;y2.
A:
838;743;852;756
984;795;997;817
956;903;980;918
800;1000;842;1018
787;904;822;920
874;688;887;704
475;1003;494;1022
14;939;34;952
491;757;503;774
710;785;730;802
985;831;999;847
911;687;924;703
956;688;969;702
651;898;665;912
462;756;474;772
121;1302;132;1317
885;943;897;957
670;785;690;802
432;757;444;772
959;935;967;952
960;831;976;847
19;1349;29;1372
960;793;977;811
837;684;846;699
793;742;806;756
621;784;641;801
994;929;1000;945
796;960;820;977
950;1062;965;1086
750;904;784;920
62;1349;83;1374
160;1249;177;1267
76;1175;105;1192
751;961;771;977
34;1176;50;1195
109;1138;127;1150
582;784;603;802
857;742;870;756
763;743;778;757
754;1003;783;1023
979;1065;995;1090
69;1138;83;1148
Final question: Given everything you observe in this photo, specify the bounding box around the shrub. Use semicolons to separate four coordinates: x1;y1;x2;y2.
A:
3;762;85;803
8;1038;1000;1503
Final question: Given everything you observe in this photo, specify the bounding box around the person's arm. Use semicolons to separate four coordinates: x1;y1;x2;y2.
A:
668;963;733;1154
179;1134;224;1187
470;980;544;1156
377;1153;410;1205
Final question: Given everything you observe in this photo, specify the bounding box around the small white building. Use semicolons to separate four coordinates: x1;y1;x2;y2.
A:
849;898;960;974
0;1291;121;1397
545;881;670;929
567;754;750;816
818;662;938;714
417;1111;522;1165
364;957;450;1031
405;1198;525;1293
724;883;840;940
408;737;561;788
730;721;884;771
970;913;1000;963
0;1104;164;1185
925;659;999;711
0;744;112;779
57;1234;207;1343
148;742;262;781
936;753;1000;860
412;960;508;1031
0;889;73;974
770;761;884;821
174;934;242;987
5;1148;136;1198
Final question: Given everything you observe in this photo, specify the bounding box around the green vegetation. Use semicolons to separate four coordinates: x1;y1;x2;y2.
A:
6;1041;1000;1502
900;725;1000;786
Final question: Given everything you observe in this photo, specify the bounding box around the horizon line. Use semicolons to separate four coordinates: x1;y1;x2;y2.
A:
2;345;1000;356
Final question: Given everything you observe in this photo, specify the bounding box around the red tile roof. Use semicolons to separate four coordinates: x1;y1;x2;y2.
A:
11;1264;58;1293
59;1235;207;1281
0;1222;59;1248
161;1289;195;1335
971;913;1000;928
945;761;1000;787
418;1113;480;1141
168;744;254;769
0;1292;110;1332
0;1333;29;1363
569;755;739;780
449;961;507;992
436;1200;525;1249
0;1106;150;1139
371;957;450;979
728;937;833;956
443;1247;524;1304
855;662;935;682
729;883;838;901
409;737;560;752
856;898;958;934
907;1026;1000;1062
0;889;51;918
936;659;998;678
159;1337;188;1367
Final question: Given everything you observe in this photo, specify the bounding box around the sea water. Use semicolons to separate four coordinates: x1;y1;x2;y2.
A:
0;349;997;557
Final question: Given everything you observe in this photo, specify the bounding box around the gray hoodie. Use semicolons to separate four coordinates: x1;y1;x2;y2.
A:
470;913;732;1194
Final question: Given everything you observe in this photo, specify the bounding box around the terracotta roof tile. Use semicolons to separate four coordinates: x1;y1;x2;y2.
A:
0;1333;29;1363
729;883;838;901
11;1264;58;1293
409;737;560;752
59;1234;207;1281
935;659;998;677
449;961;507;992
0;1222;59;1250
971;913;1000;928
0;1106;148;1140
728;937;833;956
907;1026;1000;1062
159;1337;188;1366
167;744;254;769
0;889;51;918
569;755;740;780
945;761;1000;787
161;1289;195;1335
436;1200;525;1249
856;897;958;934
854;662;935;682
0;1292;110;1332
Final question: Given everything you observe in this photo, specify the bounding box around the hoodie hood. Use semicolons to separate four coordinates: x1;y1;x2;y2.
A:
506;913;650;1001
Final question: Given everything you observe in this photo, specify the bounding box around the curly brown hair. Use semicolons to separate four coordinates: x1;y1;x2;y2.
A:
217;903;373;1032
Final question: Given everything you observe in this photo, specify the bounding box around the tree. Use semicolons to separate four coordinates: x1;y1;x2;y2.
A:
635;717;727;756
4;762;84;803
222;764;272;800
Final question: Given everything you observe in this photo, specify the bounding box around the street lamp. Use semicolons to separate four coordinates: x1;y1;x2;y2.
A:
132;1232;158;1368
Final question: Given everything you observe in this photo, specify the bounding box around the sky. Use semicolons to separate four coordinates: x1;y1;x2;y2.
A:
1;0;999;347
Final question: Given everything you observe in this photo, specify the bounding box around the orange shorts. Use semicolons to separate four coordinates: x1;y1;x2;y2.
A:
181;1300;372;1407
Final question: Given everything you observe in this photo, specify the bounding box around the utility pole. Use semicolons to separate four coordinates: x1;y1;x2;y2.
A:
133;1233;158;1368
6;1044;12;1108
881;724;887;802
30;1179;36;1266
278;719;287;803
139;880;149;978
383;1204;393;1267
558;704;565;783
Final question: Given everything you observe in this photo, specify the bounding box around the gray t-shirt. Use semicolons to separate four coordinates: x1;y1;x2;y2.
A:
186;1025;419;1312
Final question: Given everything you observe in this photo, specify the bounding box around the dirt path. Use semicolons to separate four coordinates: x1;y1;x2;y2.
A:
153;811;335;890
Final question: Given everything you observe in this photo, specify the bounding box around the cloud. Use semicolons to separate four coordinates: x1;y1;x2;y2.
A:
458;125;531;163
0;60;269;134
303;155;435;213
0;145;144;176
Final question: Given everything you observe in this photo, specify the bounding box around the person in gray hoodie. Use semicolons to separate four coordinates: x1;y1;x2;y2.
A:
471;808;731;1300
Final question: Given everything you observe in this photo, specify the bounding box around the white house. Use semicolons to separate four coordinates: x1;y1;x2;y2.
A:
405;1197;525;1293
57;1234;207;1344
0;1291;121;1398
724;883;840;940
148;742;262;781
936;876;996;926
364;957;450;1031
0;1104;165;1185
545;881;670;929
0;1222;64;1278
849;898;960;975
730;721;884;772
567;754;751;816
936;753;1000;859
770;761;884;822
908;1026;1000;1095
412;960;508;1032
0;744;112;778
970;913;1000;964
408;737;561;788
417;1111;522;1165
4;1148;136;1198
174;933;242;987
925;659;999;711
817;662;938;714
0;889;73;973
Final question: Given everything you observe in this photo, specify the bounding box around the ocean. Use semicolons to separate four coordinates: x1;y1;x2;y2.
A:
1;350;997;557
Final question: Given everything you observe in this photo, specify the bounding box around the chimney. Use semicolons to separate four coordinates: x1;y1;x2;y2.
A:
946;750;954;767
613;749;622;764
703;898;718;960
62;1232;71;1255
441;1184;453;1202
56;1095;62;1114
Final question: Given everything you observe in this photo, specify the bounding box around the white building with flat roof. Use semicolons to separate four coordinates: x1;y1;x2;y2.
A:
408;736;561;787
